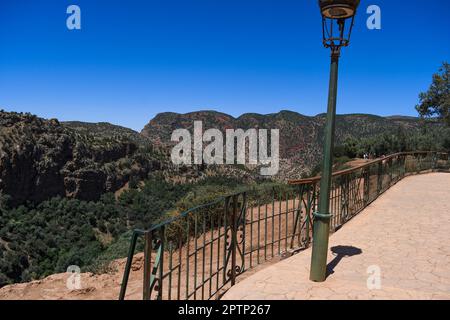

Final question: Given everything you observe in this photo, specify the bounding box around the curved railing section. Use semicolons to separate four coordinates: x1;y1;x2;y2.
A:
119;151;449;300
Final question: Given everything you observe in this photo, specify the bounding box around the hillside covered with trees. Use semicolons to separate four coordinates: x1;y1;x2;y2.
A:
1;59;449;288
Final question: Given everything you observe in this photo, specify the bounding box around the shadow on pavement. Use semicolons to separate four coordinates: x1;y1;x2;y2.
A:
326;245;363;278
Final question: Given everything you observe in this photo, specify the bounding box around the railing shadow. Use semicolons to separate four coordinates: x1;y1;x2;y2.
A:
326;245;363;278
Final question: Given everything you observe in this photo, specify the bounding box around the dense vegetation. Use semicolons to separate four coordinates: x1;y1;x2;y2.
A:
0;175;282;287
1;64;449;288
0;111;168;206
416;62;449;126
335;125;450;160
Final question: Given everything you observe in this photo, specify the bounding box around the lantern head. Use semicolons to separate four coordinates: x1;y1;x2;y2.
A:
318;0;360;53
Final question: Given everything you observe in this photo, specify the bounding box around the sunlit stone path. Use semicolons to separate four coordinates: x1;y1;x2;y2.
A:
223;173;450;300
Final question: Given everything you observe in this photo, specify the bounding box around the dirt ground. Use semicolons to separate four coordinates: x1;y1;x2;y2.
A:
0;157;419;300
0;199;304;300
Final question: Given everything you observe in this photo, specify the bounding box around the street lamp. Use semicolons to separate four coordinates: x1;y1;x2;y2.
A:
310;0;360;283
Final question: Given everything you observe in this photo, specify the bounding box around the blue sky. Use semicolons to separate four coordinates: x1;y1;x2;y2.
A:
0;0;449;131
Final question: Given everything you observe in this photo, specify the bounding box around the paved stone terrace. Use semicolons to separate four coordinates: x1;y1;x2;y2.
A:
223;173;450;300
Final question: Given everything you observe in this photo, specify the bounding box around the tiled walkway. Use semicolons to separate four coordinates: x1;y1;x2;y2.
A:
223;173;450;300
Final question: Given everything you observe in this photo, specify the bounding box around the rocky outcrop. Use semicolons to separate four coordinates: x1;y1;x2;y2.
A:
0;109;439;204
141;110;429;179
0;111;164;205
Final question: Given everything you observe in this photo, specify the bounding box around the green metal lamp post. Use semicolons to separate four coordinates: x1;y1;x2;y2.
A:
310;0;360;282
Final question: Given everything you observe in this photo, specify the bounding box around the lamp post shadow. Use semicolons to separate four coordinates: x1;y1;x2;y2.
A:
326;245;363;279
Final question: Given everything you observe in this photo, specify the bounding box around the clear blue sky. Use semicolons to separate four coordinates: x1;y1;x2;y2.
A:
0;0;449;131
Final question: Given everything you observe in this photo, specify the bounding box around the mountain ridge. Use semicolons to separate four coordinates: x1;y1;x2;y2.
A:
0;109;443;205
141;110;434;180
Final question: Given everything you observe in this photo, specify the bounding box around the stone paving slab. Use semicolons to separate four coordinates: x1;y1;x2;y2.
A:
223;173;450;300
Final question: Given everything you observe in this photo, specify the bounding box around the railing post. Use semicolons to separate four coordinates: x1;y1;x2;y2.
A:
417;153;422;173
389;158;393;186
222;197;229;285
229;195;238;286
305;183;315;247
241;192;247;273
230;195;238;286
119;231;139;300
143;230;152;300
404;155;407;176
290;185;303;249
447;152;450;170
377;161;382;195
432;152;437;170
341;175;350;223
157;227;165;300
363;168;370;205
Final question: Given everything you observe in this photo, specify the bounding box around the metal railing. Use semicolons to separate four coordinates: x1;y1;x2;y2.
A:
118;151;449;300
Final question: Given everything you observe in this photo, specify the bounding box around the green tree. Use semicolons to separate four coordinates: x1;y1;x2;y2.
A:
416;62;450;125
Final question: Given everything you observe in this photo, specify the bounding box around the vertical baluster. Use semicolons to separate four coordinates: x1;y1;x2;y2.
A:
194;214;198;299
271;190;275;258
202;212;206;300
250;201;253;268
330;177;337;230
292;192;297;248
257;198;261;265
119;231;139;300
305;185;311;246
292;192;296;248
168;241;173;300
264;202;268;261
158;227;165;300
366;167;370;204
177;234;182;300
216;203;221;296
377;161;382;196
241;193;247;273
230;195;237;286
292;185;302;248
285;191;289;252
222;197;229;285
185;216;190;300
278;191;282;255
209;211;213;299
299;186;304;246
389;158;393;185
143;230;152;300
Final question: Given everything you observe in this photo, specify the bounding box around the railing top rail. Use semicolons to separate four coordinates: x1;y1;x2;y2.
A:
146;195;227;232
144;183;301;233
135;151;447;233
288;151;446;185
120;150;449;300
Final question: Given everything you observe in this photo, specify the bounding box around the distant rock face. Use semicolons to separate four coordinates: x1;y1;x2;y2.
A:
0;111;163;205
141;110;426;180
0;109;432;204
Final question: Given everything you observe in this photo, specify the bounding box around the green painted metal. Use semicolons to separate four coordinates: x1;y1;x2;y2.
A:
118;229;144;300
118;151;449;300
309;51;340;282
142;230;152;300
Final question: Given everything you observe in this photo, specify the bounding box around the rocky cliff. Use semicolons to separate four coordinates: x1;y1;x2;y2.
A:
141;110;428;179
0;111;165;205
0;109;436;205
